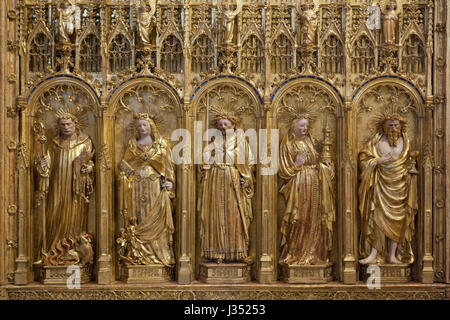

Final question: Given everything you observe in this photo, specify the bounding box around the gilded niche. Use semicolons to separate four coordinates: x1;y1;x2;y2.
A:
112;82;179;281
275;83;338;283
358;108;418;265
278;115;335;266
355;83;421;282
194;82;258;283
116;113;176;273
32;84;97;283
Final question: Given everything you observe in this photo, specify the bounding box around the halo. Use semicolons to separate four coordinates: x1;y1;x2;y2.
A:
208;102;252;128
278;98;320;127
54;104;88;131
370;104;407;134
132;105;166;132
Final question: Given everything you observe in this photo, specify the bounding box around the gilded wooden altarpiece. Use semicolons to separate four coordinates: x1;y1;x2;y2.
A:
0;0;449;300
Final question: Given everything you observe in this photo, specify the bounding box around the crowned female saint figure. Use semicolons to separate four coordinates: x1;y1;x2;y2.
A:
117;113;175;267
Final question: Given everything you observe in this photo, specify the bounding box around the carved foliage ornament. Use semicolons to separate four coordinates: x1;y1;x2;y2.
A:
34;84;93;135
356;84;419;149
357;84;417;116
197;83;256;126
277;84;337;125
115;83;178;143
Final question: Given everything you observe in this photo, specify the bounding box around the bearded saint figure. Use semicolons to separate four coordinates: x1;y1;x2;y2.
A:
358;113;418;265
198;115;255;263
35;109;95;266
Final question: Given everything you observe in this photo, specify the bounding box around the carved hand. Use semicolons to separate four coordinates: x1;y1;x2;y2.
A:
240;178;249;189
41;155;51;169
324;161;334;174
162;181;173;190
377;153;393;165
295;153;306;167
81;164;93;174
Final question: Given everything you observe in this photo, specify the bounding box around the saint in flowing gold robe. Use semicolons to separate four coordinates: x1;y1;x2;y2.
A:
358;133;418;264
278;134;335;265
198;134;254;262
137;8;153;45
300;8;318;45
118;137;175;267
37;132;95;265
382;8;398;44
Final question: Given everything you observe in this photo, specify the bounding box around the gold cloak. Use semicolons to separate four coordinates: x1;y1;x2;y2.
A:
278;134;335;265
198;134;255;262
37;132;95;265
358;132;418;264
118;137;175;267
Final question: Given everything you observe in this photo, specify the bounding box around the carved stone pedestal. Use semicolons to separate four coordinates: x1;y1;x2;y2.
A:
199;262;252;284
40;265;92;285
120;264;173;284
280;263;333;284
360;263;411;283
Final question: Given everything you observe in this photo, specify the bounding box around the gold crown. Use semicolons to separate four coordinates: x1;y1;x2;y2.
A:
212;111;240;125
293;112;314;122
134;112;155;123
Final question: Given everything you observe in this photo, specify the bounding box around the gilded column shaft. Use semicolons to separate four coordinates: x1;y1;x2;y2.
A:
446;0;450;284
97;100;113;285
0;0;7;287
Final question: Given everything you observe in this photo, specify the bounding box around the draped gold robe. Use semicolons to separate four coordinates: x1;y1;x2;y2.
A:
198;134;254;262
137;9;153;45
358;133;418;264
279;134;335;265
37;132;94;265
118;137;175;267
300;9;318;45
382;9;398;44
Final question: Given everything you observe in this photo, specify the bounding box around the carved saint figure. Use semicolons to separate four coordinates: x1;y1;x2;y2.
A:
382;0;399;44
278;118;335;265
136;0;156;46
117;113;175;266
198;116;254;263
58;0;80;44
36;110;95;266
297;1;319;46
220;0;243;45
359;113;418;265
